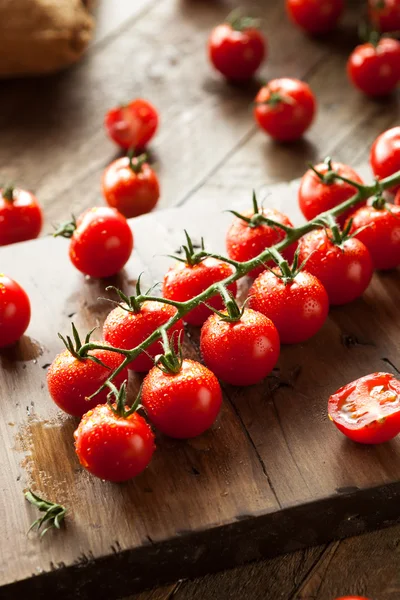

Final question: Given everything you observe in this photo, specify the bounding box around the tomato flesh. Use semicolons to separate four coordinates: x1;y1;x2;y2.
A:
104;99;158;149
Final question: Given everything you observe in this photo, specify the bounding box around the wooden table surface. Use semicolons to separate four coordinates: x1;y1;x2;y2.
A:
1;0;400;598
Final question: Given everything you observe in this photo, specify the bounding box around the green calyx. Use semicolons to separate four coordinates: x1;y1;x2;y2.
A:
127;148;147;174
226;10;260;31
155;330;183;374
25;490;66;537
105;274;160;314
207;285;249;323
371;194;387;210
53;215;77;239
106;380;140;418
227;191;293;236
171;230;206;267
2;184;15;202
263;246;310;285
58;323;109;367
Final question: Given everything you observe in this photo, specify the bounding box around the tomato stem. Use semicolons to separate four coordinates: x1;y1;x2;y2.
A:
2;184;15;202
25;490;66;537
128;148;147;174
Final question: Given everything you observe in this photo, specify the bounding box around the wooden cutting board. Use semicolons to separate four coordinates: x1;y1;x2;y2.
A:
1;172;400;600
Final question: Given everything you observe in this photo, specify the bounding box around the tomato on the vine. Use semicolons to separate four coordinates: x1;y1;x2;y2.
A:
104;99;158;150
286;0;344;34
200;308;280;386
347;38;400;97
329;372;400;444
0;185;42;246
370;126;400;193
0;275;31;348
102;153;160;219
208;15;266;81
369;0;400;33
142;359;222;438
254;78;316;142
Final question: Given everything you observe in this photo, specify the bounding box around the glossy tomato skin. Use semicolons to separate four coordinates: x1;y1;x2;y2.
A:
142;359;222;438
328;372;400;444
346;204;400;270
369;0;400;32
254;78;316;142
102;157;160;219
163;257;237;326
208;23;266;81
286;0;344;34
103;301;184;372
297;230;373;305
226;207;297;278
47;346;128;417
347;38;400;97
69;207;133;278
0;275;31;348
104;99;158;150
248;270;329;344
0;187;42;246
200;308;280;386
74;404;155;482
370;126;400;193
298;162;364;226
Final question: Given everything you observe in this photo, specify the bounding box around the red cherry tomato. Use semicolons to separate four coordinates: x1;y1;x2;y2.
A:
103;301;184;372
141;359;222;438
254;78;316;142
347;38;400;97
226;207;297;278
286;0;344;34
0;186;42;246
74;403;155;481
297;229;373;305
163;257;237;326
200;308;280;386
0;275;31;348
370;126;400;193
369;0;400;32
298;162;364;226
67;207;133;278
208;18;266;82
248;269;329;344
104;99;158;150
47;344;128;417
102;155;160;219
329;372;400;444
346;203;400;270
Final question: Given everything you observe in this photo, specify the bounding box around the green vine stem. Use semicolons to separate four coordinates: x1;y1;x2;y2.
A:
73;166;400;400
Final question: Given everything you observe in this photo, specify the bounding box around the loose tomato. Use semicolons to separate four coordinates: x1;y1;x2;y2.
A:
0;275;31;348
208;15;266;82
346;203;400;270
0;185;42;246
298;162;364;226
286;0;344;34
102;154;160;219
104;99;158;150
347;38;400;97
163;257;237;326
297;229;373;305
142;359;222;438
329;372;400;444
370;126;400;193
369;0;400;32
248;269;329;344
254;78;316;142
200;308;280;386
226;205;297;278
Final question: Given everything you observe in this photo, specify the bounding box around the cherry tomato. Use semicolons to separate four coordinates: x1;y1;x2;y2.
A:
200;308;280;386
0;186;42;246
286;0;344;34
298;162;364;226
346;203;400;270
47;345;128;417
74;403;155;481
0;275;31;348
254;78;316;142
104;99;158;150
66;207;133;278
369;0;400;33
226;207;297;278
102;154;160;219
248;269;329;344
347;38;400;97
328;372;400;444
141;359;222;438
370;126;400;193
103;301;184;372
163;257;237;326
208;17;266;82
297;230;373;305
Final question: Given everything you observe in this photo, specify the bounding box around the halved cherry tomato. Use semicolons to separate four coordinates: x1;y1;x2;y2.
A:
286;0;344;34
347;38;400;97
104;99;158;149
0;185;42;246
329;372;400;444
370;126;400;193
0;275;31;348
369;0;400;33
